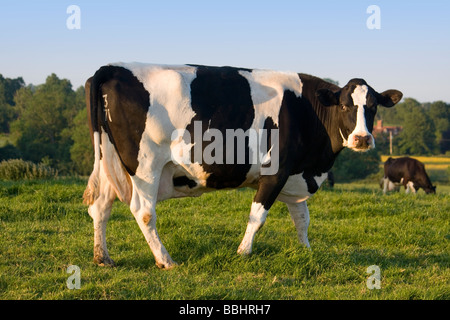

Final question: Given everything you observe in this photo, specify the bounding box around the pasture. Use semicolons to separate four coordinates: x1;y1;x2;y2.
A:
0;178;449;300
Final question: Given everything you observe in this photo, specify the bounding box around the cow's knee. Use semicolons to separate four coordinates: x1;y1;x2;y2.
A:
140;212;153;225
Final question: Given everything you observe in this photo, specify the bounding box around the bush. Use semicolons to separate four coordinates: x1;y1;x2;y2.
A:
332;148;381;183
0;159;57;180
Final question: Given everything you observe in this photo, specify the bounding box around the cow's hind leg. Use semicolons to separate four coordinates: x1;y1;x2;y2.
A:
286;201;310;248
383;177;389;194
88;164;117;266
130;175;176;270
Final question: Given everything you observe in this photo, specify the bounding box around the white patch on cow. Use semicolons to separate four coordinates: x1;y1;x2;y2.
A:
112;63;213;201
383;177;400;194
239;69;302;128
348;85;374;150
237;202;268;255
406;181;416;194
277;172;327;203
100;131;132;203
239;70;302;183
111;63;197;134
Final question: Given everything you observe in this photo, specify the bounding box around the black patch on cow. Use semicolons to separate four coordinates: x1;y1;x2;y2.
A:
187;65;255;189
173;176;197;189
261;117;278;170
276;81;340;195
93;65;150;175
302;172;320;194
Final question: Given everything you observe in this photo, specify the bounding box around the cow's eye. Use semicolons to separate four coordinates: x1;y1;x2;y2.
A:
339;104;349;112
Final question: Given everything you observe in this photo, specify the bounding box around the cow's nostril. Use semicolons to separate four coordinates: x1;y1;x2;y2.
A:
354;135;372;148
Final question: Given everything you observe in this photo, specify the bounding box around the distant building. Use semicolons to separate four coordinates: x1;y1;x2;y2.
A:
372;120;402;136
372;120;403;155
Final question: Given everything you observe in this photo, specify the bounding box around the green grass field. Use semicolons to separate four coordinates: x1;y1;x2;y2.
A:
0;178;449;300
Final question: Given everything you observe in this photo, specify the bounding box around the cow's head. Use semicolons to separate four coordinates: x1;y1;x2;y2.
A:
423;185;436;194
316;79;402;152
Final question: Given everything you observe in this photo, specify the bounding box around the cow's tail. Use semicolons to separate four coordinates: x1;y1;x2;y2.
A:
83;132;101;205
83;66;113;205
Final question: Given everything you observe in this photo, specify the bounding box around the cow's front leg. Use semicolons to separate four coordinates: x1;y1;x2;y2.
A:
237;175;287;255
405;181;416;194
237;202;269;255
130;176;176;269
286;201;310;248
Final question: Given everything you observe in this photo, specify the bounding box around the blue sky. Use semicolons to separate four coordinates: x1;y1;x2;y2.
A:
0;0;449;102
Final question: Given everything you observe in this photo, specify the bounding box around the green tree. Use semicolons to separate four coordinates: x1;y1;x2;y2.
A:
0;74;24;132
395;99;436;155
11;74;84;173
70;87;94;175
428;101;450;153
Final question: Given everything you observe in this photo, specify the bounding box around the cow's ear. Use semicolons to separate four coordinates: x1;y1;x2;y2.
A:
377;89;403;108
316;89;339;107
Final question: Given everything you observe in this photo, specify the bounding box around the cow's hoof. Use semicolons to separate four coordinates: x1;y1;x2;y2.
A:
237;246;252;256
155;260;177;270
94;256;116;267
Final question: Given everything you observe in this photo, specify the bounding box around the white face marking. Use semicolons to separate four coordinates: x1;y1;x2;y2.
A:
347;85;374;150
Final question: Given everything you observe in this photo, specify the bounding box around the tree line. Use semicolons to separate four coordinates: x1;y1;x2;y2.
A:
0;73;449;177
0;74;92;175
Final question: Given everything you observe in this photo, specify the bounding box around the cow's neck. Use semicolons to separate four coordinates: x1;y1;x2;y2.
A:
319;107;346;155
299;74;345;156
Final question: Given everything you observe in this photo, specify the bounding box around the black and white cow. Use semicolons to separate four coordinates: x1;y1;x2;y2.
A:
383;157;436;194
83;63;402;269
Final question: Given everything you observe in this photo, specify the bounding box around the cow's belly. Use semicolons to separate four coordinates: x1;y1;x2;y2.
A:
277;172;328;203
157;161;327;204
156;162;207;202
157;160;259;202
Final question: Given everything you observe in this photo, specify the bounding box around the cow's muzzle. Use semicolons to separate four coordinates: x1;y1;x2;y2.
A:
354;135;372;149
348;133;374;151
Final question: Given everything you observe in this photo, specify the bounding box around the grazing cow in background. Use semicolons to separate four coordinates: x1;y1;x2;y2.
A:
383;157;436;194
83;63;402;269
